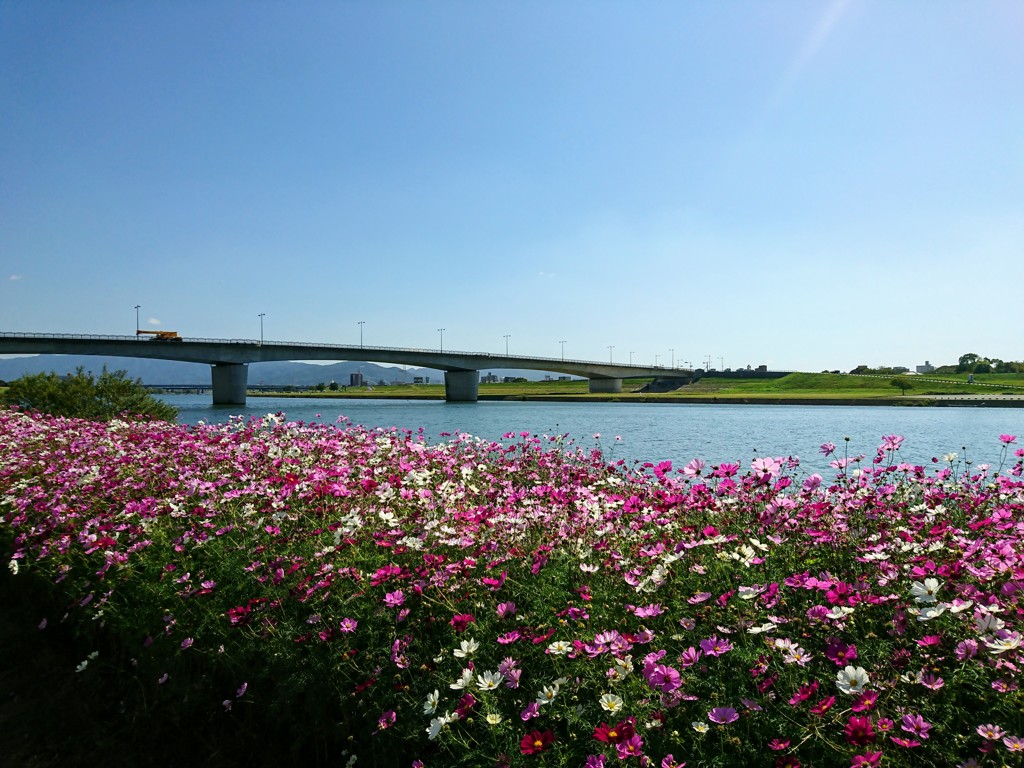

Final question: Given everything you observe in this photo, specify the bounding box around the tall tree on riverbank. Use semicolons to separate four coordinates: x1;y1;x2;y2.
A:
1;367;177;422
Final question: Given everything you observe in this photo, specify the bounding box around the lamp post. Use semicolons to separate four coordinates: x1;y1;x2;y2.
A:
629;350;634;365
670;348;674;368
503;334;511;356
655;354;660;367
358;320;365;348
134;305;140;334
608;345;614;363
258;313;265;345
438;328;445;352
559;340;566;361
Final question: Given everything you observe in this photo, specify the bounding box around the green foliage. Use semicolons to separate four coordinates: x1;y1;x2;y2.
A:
0;367;177;422
890;376;913;395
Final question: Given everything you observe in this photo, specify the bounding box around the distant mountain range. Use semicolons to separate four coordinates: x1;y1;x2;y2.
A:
0;355;556;386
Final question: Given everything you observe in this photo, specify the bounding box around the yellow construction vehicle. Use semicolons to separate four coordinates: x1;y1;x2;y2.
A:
136;330;182;341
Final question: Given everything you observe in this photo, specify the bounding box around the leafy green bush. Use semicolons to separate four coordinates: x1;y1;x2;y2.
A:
0;366;177;422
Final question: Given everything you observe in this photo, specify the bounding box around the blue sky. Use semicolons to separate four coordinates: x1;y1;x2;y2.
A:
2;1;1022;372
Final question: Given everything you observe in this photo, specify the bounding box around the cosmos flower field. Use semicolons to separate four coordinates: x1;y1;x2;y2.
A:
2;406;1024;768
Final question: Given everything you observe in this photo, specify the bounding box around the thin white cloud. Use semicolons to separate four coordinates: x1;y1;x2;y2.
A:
769;0;852;109
8;274;22;281
147;317;161;326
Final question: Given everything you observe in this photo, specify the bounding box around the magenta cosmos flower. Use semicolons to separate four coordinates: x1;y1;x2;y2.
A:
708;707;739;724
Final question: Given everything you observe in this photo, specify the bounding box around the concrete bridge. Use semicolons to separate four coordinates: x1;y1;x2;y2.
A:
0;333;693;404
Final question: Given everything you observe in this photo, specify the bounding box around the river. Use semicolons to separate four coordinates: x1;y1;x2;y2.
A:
156;394;1024;476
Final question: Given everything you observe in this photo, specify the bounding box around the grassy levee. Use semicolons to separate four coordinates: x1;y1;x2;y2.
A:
250;372;1024;404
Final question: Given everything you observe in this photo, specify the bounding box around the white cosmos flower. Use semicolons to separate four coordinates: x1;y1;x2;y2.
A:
914;604;947;622
485;713;503;725
836;665;870;695
599;693;624;713
976;613;1006;634
423;689;440;714
692;721;709;733
547;640;572;656
450;668;473;690
426;711;458;740
476;671;504;691
453;638;479;658
910;578;942;604
984;631;1022;654
536;683;560;705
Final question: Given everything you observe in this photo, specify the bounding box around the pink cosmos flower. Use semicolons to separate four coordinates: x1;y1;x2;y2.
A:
919;672;944;690
707;707;739;724
376;710;396;732
881;434;904;452
890;737;921;748
449;613;475;632
901;713;932;740
977;723;1007;740
999;434;1017;444
645;664;682;693
632;603;664;618
699;635;733;657
850;752;882;767
850;691;878;712
1004;735;1024;752
955;638;978;661
615;734;644;758
845;716;875;746
383;589;404;608
338;618;358;633
682;458;705;476
678;647;702;667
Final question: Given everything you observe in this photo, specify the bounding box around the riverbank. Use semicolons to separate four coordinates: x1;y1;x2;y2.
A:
250;391;1024;408
243;371;1024;407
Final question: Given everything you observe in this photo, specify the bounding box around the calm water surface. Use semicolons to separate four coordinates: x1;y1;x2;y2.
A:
159;394;1024;475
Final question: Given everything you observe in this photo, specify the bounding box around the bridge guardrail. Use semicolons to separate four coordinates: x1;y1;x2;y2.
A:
0;332;709;372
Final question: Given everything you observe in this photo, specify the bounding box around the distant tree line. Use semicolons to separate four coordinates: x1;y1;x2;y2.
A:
848;353;1024;377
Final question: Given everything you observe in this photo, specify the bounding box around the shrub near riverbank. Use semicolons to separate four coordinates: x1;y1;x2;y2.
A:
2;408;1024;767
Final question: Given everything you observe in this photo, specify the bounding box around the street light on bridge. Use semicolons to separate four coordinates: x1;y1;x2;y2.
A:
134;305;140;334
358;320;365;348
608;345;614;363
503;334;510;356
258;313;265;345
670;348;675;368
559;340;566;361
629;351;634;365
438;328;445;352
655;354;659;366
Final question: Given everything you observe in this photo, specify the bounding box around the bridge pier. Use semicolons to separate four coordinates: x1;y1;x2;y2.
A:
588;378;622;394
211;363;248;405
444;370;479;402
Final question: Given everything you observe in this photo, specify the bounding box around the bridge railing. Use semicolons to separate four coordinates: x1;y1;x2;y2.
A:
0;331;709;371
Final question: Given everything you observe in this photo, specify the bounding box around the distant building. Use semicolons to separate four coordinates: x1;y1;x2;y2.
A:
413;376;430;385
350;372;364;387
480;373;499;384
916;361;935;374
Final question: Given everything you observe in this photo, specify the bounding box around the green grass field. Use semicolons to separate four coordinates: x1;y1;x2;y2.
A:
251;371;1024;403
